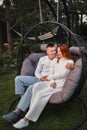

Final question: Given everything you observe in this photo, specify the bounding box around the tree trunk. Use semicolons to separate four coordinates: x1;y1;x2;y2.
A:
0;21;4;53
80;14;83;35
7;20;13;56
75;13;79;33
4;0;14;57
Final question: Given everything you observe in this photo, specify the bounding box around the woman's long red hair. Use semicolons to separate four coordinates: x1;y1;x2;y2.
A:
59;44;72;60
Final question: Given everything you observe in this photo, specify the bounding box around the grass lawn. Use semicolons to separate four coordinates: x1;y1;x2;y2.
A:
0;71;87;130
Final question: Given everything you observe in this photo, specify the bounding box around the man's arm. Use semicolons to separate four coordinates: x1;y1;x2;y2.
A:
65;63;74;70
35;58;43;79
35;57;47;81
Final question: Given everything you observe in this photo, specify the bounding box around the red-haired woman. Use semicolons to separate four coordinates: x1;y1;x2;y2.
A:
13;44;74;129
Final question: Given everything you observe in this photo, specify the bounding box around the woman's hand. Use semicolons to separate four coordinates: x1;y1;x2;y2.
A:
50;83;56;89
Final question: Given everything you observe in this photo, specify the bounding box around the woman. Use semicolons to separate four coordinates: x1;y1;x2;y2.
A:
13;44;74;129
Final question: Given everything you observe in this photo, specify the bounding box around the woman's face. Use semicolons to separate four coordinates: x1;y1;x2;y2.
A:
57;47;63;59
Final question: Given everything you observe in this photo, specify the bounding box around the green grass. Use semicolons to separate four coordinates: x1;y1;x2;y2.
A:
0;72;87;130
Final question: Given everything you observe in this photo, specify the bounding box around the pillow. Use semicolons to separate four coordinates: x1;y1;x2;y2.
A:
29;53;45;67
40;44;48;52
49;58;82;104
70;46;87;56
69;47;81;56
21;57;35;76
21;53;45;76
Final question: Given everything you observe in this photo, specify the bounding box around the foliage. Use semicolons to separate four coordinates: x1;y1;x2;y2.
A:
79;23;87;36
67;0;87;12
0;53;16;74
0;0;87;56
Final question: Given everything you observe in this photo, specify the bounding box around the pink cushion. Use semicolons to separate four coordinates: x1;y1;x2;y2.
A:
29;53;45;67
21;57;35;76
21;53;45;76
69;47;81;56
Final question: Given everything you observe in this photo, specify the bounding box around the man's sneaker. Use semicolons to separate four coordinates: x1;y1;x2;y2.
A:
13;119;29;129
2;110;20;122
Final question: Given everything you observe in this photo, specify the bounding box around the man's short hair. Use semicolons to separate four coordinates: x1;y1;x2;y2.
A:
40;43;57;51
47;43;56;48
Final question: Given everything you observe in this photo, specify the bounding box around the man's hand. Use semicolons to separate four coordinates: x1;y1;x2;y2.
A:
66;63;74;70
50;83;56;89
40;76;48;81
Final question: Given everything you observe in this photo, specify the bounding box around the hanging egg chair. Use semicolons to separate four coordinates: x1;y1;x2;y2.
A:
9;1;87;129
15;21;87;130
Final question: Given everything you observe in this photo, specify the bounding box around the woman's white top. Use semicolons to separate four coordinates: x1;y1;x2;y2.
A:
47;57;74;91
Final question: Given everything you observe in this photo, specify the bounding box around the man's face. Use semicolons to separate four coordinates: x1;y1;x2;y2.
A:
47;47;56;59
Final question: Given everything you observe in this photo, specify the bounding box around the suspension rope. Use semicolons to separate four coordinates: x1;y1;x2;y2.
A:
39;0;43;23
55;0;59;22
57;0;59;22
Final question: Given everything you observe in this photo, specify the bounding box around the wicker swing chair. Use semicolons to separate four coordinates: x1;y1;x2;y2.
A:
8;21;87;130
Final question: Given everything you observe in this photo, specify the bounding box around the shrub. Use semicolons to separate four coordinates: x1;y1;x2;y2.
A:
0;53;16;74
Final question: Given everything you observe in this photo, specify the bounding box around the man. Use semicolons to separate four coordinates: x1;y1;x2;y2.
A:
2;43;57;121
2;43;74;122
15;44;56;97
